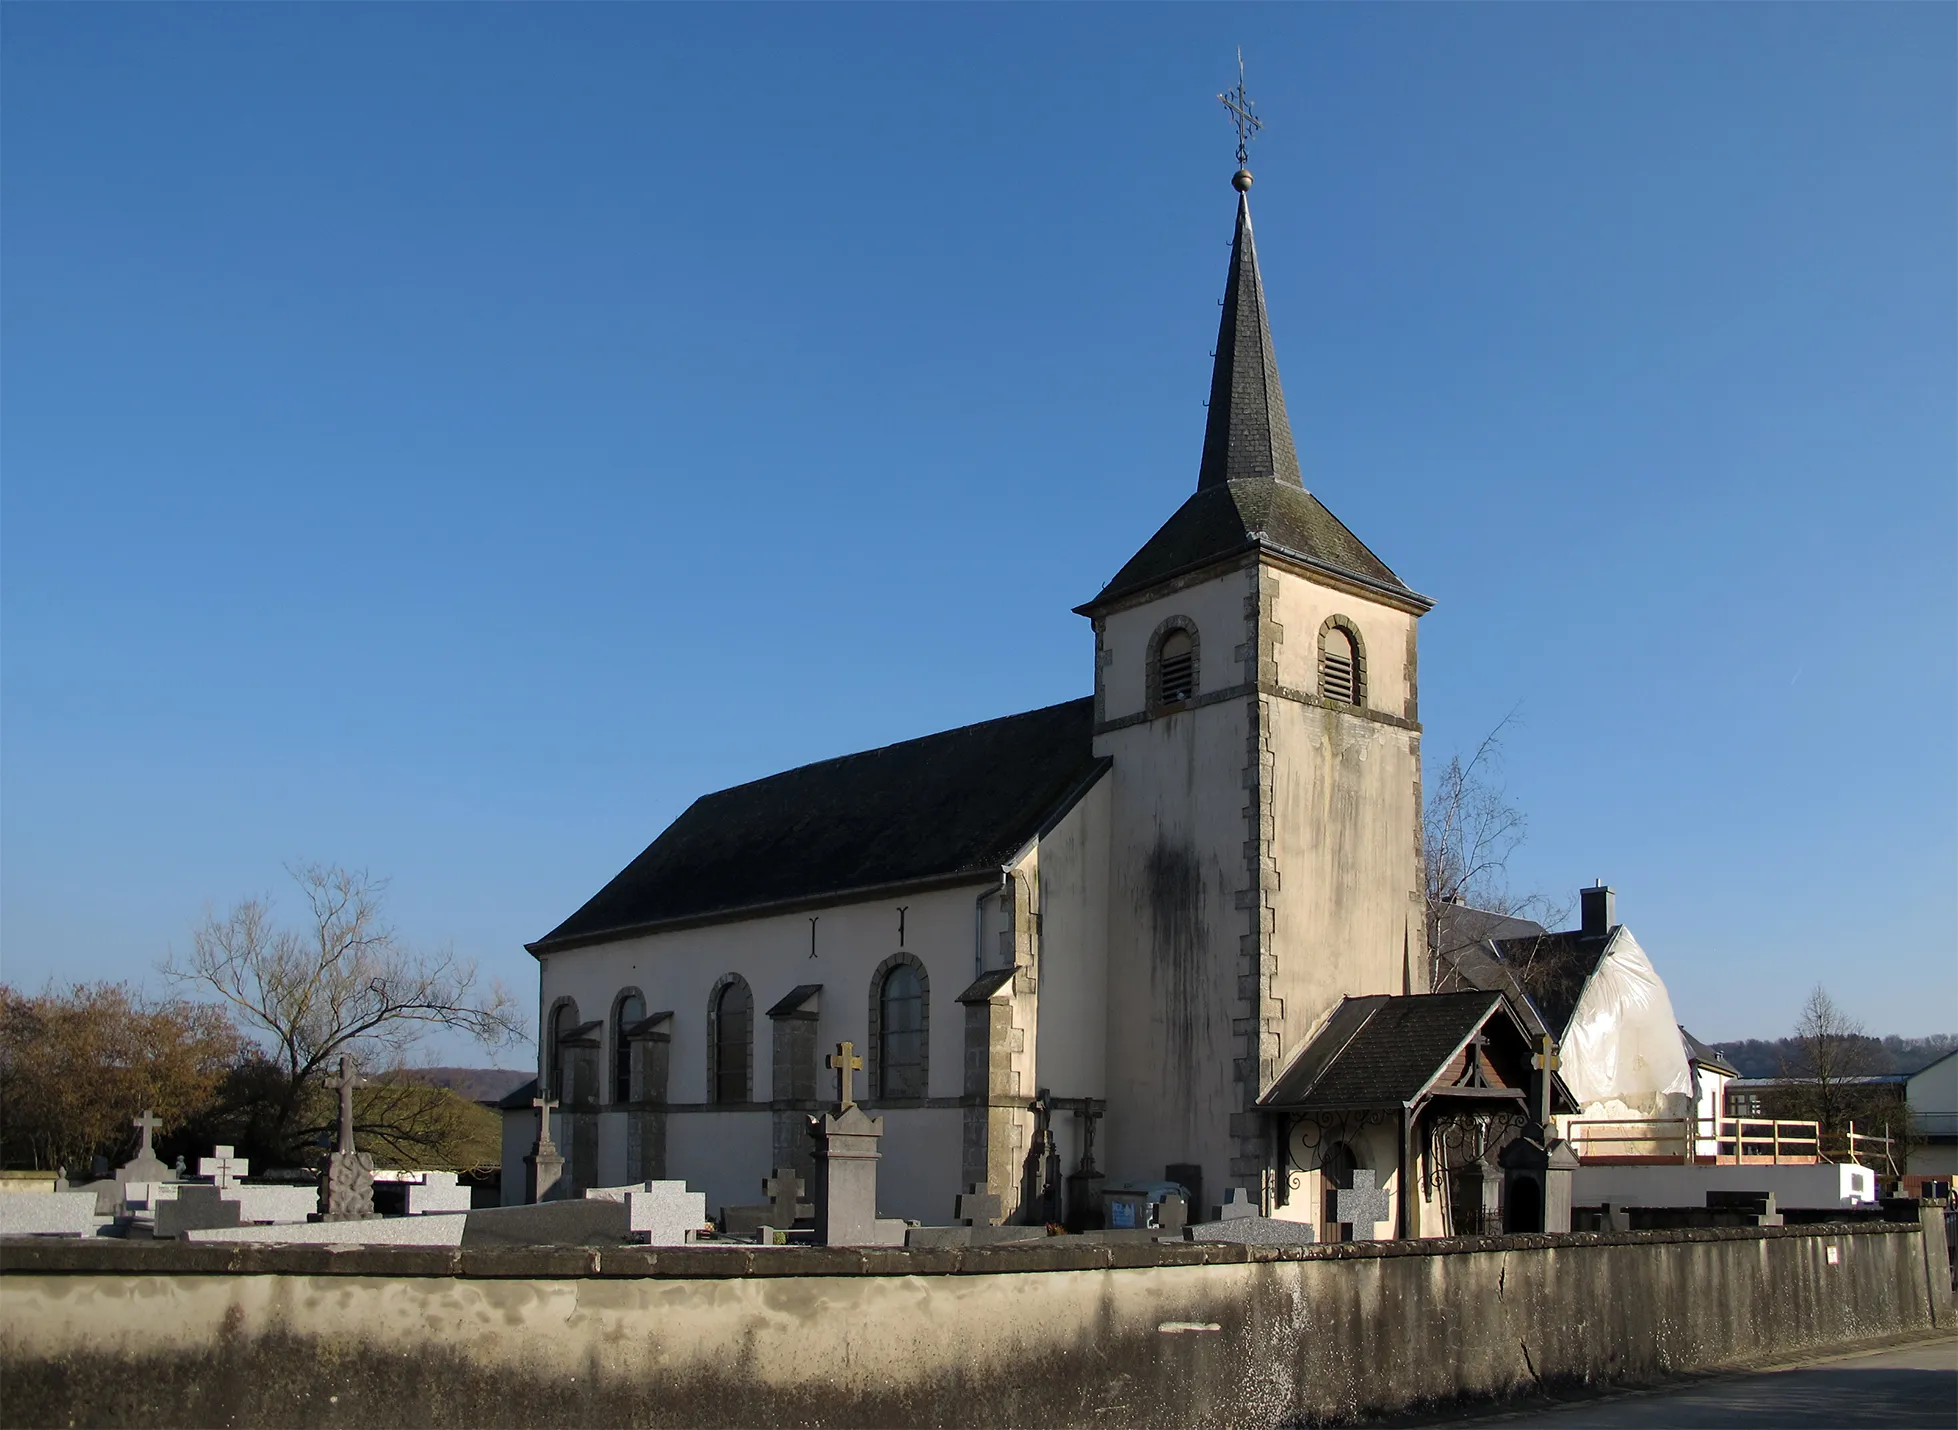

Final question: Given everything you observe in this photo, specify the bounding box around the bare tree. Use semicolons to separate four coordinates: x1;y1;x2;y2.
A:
1780;986;1888;1146
1424;711;1567;994
162;863;522;1163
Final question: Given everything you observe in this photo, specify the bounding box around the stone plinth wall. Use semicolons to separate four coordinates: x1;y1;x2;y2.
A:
1;1217;1950;1428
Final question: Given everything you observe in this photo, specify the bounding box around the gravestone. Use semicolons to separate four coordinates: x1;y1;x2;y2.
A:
1219;1187;1257;1221
1154;1193;1188;1236
460;1197;631;1247
955;1184;1002;1227
0;1190;103;1238
763;1168;811;1230
1190;1216;1317;1246
525;1092;566;1204
405;1171;474;1215
114;1111;175;1203
154;1185;243;1239
319;1056;376;1221
584;1180;710;1245
809;1041;905;1247
1334;1170;1392;1240
197;1146;248;1191
188;1214;468;1247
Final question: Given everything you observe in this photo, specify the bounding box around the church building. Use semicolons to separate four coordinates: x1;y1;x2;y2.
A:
508;159;1558;1238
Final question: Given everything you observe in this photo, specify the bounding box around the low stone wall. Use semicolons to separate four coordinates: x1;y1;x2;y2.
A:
1;1217;1949;1428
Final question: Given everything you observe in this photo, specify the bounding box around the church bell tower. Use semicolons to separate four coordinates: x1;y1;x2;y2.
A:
1078;125;1434;1211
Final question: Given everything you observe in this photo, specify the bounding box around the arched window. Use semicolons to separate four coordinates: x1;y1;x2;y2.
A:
1319;621;1364;706
709;977;753;1104
1158;630;1196;704
614;991;645;1104
547;999;580;1100
879;963;926;1099
868;953;930;1100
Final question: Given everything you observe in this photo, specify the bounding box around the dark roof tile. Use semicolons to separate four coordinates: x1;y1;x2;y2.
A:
532;699;1105;952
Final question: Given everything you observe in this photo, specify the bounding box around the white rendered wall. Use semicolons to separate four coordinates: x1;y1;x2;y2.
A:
1571;1161;1879;1210
1095;565;1260;1206
665;1111;771;1217
1033;775;1111;1102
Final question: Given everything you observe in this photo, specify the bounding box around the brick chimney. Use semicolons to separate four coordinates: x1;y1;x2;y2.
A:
1580;881;1617;937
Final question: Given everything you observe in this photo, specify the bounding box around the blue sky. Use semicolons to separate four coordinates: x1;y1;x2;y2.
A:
4;5;1952;1058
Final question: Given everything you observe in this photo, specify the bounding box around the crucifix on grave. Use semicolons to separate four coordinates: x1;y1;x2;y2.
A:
197;1145;249;1191
324;1054;366;1155
1334;1169;1392;1241
525;1089;565;1203
1529;1035;1560;1131
826;1041;863;1110
954;1183;1001;1227
762;1167;810;1231
132;1111;162;1160
806;1042;904;1246
318;1053;376;1221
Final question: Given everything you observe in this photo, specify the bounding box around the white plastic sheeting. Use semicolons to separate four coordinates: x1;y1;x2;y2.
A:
1558;931;1695;1120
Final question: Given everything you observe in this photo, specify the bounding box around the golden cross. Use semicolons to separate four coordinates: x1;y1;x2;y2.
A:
827;1041;864;1108
1218;48;1262;169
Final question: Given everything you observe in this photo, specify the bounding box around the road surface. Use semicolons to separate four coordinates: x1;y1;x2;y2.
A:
1470;1336;1957;1427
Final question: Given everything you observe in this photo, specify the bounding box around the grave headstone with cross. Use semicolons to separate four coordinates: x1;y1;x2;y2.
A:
1499;1037;1578;1233
954;1184;1001;1227
319;1055;377;1221
113;1109;175;1209
525;1090;566;1203
198;1146;249;1191
762;1167;811;1231
808;1042;905;1246
1334;1169;1393;1240
1219;1186;1258;1221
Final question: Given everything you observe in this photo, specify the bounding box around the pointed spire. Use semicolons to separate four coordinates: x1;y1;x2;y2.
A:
1197;180;1303;491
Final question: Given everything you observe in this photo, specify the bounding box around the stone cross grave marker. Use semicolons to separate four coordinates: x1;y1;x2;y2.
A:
325;1054;366;1154
1155;1193;1188;1236
762;1168;808;1229
826;1041;863;1108
954;1184;1001;1227
132;1111;162;1159
1220;1186;1257;1220
1530;1036;1560;1129
198;1146;248;1190
1334;1169;1392;1240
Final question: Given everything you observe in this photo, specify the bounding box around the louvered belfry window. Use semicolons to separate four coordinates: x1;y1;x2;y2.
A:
1159;630;1196;704
1320;626;1360;706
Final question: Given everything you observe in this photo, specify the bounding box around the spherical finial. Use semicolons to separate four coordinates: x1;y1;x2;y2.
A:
1232;168;1254;193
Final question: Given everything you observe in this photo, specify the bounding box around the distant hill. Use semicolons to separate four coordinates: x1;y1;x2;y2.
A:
390;1067;534;1105
1707;1034;1958;1079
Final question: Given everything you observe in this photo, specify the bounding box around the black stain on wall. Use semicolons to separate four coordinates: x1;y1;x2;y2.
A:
1144;836;1211;1099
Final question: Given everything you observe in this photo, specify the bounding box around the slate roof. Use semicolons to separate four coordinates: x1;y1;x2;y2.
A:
1084;479;1423;612
1679;1026;1739;1077
1199;193;1301;491
1080;191;1426;614
496;1076;540;1112
1488;930;1615;1040
1260;992;1510;1109
531;698;1107;953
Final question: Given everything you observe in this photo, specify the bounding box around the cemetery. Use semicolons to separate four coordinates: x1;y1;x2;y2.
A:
1;1043;1952;1426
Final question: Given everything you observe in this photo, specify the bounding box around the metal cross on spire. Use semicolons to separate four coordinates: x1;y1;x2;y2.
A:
1219;48;1262;172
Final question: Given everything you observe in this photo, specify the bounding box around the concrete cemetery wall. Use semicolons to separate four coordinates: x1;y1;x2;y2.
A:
1;1218;1949;1428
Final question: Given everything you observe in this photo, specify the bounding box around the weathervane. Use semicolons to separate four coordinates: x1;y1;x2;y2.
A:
1218;48;1262;187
